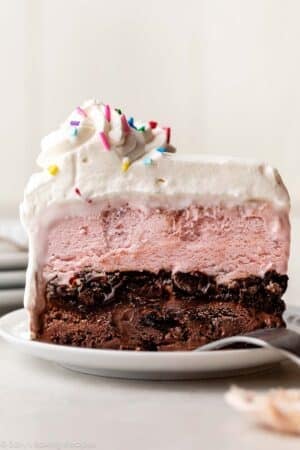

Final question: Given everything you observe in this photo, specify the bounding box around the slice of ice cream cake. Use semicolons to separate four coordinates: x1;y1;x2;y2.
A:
21;100;290;350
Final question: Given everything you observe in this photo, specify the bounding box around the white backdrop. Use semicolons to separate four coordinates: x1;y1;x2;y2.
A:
1;0;300;215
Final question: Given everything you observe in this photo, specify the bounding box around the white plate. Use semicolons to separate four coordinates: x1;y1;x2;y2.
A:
0;252;27;270
1;307;299;380
0;270;26;288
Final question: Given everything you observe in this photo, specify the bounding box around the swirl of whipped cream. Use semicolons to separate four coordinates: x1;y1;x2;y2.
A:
37;99;175;169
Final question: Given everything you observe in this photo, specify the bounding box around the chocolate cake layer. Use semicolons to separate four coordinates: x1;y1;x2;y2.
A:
39;301;284;351
37;270;287;350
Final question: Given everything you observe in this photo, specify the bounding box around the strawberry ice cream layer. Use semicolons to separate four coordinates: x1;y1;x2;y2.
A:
40;200;290;286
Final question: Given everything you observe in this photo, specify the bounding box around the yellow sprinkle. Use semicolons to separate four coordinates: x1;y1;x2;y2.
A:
48;165;59;176
121;158;131;173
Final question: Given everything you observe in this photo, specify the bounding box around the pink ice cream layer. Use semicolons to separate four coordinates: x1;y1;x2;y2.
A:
41;202;290;284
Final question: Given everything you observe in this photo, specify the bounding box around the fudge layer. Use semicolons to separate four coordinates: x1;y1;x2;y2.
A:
21;100;290;350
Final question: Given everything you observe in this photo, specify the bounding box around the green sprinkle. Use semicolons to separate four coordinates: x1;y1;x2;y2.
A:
115;108;122;115
138;126;146;132
70;127;78;137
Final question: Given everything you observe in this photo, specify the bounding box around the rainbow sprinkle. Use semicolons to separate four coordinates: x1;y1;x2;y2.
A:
121;157;131;172
104;104;111;122
70;127;78;137
48;165;59;176
99;131;111;150
121;114;131;134
70;120;80;126
149;121;157;129
143;157;152;166
128;117;136;129
74;187;92;203
156;147;167;153
163;127;171;144
76;106;87;117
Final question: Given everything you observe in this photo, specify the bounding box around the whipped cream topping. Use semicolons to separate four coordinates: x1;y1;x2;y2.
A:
37;99;173;169
21;98;290;227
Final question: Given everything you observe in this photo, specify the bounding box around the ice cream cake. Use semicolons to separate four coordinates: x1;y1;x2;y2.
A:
21;100;290;350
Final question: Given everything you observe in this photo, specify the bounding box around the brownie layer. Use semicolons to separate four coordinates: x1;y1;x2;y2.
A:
36;270;287;350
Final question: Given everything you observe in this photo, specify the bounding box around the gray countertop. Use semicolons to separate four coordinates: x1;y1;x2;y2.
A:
0;336;299;449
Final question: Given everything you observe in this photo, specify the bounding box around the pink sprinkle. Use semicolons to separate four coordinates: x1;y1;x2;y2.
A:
163;127;171;144
149;121;157;129
76;106;87;117
75;188;92;203
121;114;131;134
99;131;111;150
104;104;111;122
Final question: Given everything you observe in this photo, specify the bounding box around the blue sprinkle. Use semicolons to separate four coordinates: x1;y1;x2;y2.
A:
70;127;78;137
143;157;152;166
156;147;167;153
128;117;136;129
